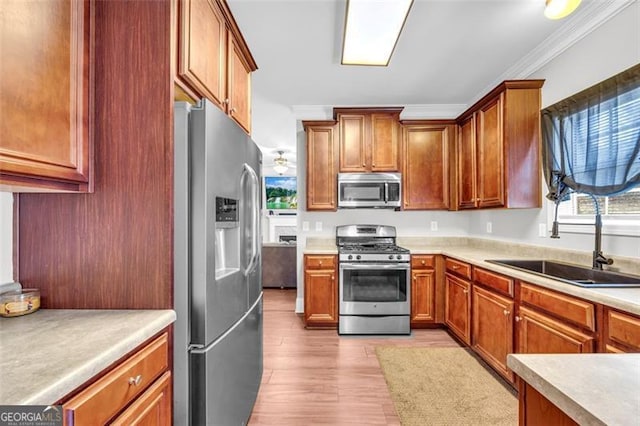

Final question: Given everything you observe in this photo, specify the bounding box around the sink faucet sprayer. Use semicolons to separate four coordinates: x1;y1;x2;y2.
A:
550;193;614;270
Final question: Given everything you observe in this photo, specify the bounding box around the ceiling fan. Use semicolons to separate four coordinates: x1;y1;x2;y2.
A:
271;150;296;175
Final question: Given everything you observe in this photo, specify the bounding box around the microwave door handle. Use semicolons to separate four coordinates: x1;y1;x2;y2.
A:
384;182;389;203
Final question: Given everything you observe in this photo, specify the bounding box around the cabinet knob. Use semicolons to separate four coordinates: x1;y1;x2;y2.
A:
503;309;510;316
362;163;366;167
421;260;426;265
224;98;229;105
452;265;460;270
128;374;143;386
319;261;323;265
463;289;469;294
331;275;335;281
515;316;521;322
372;163;376;167
230;107;237;113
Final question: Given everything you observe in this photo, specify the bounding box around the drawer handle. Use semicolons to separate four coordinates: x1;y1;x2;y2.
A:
452;265;460;270
128;375;143;386
503;310;510;316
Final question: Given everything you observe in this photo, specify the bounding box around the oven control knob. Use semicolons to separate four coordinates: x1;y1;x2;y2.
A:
388;255;393;260
356;255;361;260
396;255;402;260
348;255;353;260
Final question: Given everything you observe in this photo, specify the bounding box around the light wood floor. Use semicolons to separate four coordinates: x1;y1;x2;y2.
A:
248;289;462;425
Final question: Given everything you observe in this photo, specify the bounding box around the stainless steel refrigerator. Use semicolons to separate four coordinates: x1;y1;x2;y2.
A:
174;99;263;426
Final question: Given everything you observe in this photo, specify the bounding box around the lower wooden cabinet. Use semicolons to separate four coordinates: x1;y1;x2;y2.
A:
63;332;171;425
410;255;436;327
304;254;338;328
472;285;514;382
603;308;640;353
445;272;471;345
518;382;578;426
516;306;595;354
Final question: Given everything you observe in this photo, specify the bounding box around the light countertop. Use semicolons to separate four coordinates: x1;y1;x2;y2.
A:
508;353;640;426
303;237;640;315
0;309;176;405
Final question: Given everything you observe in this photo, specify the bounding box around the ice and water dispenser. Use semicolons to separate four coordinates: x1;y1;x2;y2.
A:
215;196;240;279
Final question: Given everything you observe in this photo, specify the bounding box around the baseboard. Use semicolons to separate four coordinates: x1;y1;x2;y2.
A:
295;296;303;314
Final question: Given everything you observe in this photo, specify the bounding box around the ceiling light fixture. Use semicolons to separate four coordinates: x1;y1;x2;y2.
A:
544;0;582;19
341;0;413;66
273;151;289;175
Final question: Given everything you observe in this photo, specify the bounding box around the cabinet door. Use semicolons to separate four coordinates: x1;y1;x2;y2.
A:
177;0;226;108
339;114;367;172
305;122;338;211
456;116;476;209
445;273;471;345
1;0;92;192
304;268;338;327
472;285;514;382
370;113;399;171
110;372;172;426
227;31;251;133
402;124;450;210
476;94;505;208
517;306;595;354
411;269;435;326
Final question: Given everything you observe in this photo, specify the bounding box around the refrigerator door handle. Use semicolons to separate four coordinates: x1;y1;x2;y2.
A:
242;163;260;276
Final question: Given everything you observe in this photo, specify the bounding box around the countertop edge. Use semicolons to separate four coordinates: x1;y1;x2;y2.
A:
20;309;176;406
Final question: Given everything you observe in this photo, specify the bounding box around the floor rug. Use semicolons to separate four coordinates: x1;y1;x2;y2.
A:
375;346;518;426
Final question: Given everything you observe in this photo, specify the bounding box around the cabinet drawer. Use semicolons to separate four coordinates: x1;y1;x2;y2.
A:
520;283;595;331
474;267;514;297
304;255;336;270
445;258;471;280
606;309;640;350
411;255;435;269
63;333;169;425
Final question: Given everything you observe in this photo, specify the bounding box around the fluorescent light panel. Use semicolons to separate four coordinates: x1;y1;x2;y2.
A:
342;0;413;66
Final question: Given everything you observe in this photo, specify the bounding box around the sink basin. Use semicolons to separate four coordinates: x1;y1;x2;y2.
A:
485;259;640;288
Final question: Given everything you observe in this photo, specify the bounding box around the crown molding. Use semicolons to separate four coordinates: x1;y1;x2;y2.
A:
472;0;635;107
292;103;466;120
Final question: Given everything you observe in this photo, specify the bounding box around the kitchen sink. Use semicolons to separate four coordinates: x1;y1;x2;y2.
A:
485;259;640;288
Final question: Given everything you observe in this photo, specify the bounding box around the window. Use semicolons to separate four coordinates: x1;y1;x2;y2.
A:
554;188;640;236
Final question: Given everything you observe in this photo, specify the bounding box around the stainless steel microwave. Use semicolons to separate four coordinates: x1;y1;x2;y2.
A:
337;173;401;208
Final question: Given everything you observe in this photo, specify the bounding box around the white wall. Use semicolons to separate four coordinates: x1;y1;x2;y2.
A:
469;1;640;259
0;193;13;283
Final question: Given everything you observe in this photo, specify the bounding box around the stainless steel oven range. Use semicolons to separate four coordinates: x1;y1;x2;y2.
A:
337;224;410;335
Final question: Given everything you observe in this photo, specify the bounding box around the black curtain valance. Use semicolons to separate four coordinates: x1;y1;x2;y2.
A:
542;63;640;202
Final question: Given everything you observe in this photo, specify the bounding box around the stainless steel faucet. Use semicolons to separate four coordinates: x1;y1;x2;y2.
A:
550;194;614;270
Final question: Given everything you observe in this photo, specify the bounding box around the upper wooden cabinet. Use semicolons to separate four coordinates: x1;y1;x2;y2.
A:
303;121;338;211
0;0;93;192
456;80;544;209
334;107;403;172
401;121;456;210
174;0;257;133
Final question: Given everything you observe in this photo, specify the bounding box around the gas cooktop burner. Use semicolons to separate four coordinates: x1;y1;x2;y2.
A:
339;244;409;254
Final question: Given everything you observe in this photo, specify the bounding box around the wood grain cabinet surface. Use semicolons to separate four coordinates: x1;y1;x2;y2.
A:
410;255;436;327
472;284;514;382
603;308;640;353
445;266;472;345
516;283;596;354
63;332;171;426
304;255;338;328
334;108;403;172
456;80;544;209
0;0;93;192
401;122;455;210
174;0;257;133
303;121;338;211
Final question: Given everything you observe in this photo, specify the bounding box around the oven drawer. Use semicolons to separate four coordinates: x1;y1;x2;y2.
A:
305;255;336;270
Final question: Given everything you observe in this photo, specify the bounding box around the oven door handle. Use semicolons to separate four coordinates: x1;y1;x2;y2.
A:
340;262;410;270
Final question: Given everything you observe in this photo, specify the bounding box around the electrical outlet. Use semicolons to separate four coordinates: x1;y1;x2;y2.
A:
430;221;438;231
302;221;309;231
539;223;547;238
486;222;492;234
315;221;322;232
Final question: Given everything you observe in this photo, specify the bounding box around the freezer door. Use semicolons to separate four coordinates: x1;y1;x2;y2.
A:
191;295;263;426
